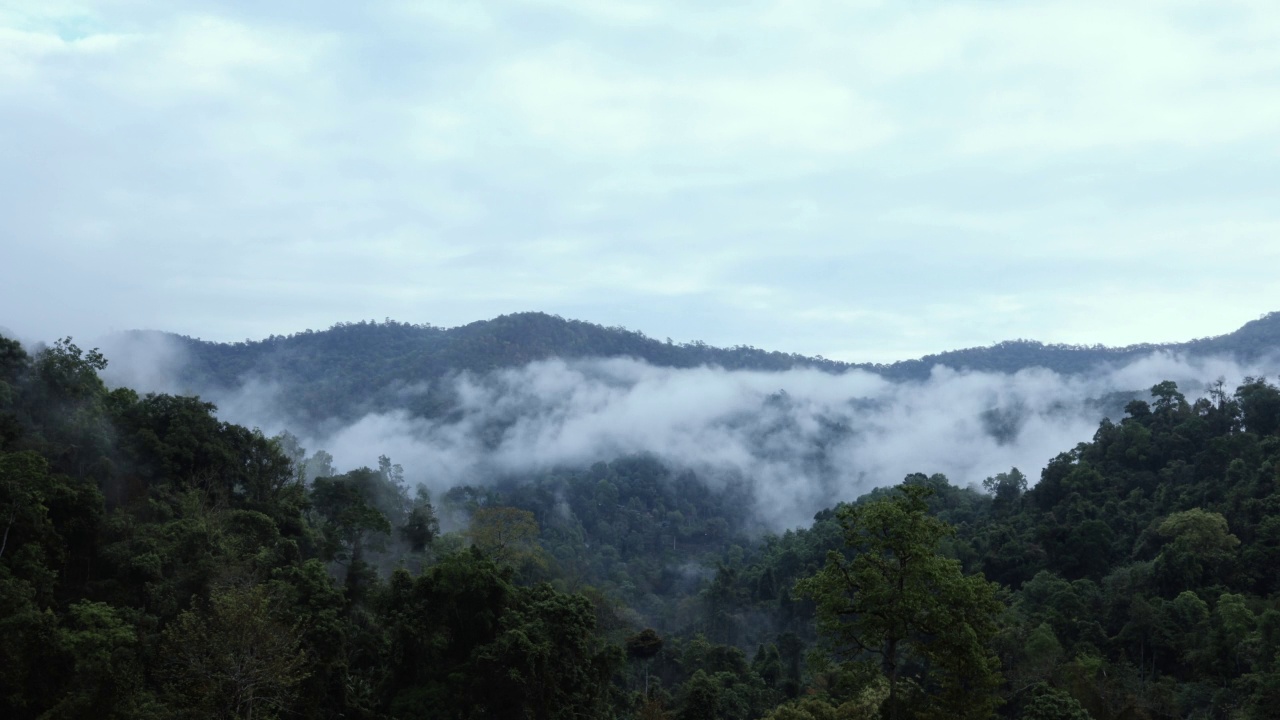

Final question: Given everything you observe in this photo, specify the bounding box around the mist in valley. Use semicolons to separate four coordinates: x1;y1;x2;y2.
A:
96;331;1280;530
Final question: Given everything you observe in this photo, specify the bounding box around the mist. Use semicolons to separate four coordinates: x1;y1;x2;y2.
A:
96;333;1280;530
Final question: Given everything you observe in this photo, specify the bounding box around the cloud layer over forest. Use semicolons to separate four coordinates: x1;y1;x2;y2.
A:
97;334;1280;529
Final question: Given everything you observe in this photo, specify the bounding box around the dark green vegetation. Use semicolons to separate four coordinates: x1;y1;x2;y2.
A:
6;329;1280;718
130;310;1280;429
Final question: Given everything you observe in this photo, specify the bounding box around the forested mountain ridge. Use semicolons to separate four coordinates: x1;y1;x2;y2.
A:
6;329;1280;718
893;309;1280;378
150;310;1280;380
115;310;1280;427
122;313;853;427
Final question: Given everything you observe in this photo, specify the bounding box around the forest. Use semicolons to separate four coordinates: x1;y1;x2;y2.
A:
5;330;1280;719
118;311;1280;431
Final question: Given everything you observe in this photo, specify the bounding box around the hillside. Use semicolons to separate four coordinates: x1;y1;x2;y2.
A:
892;311;1280;378
113;311;1280;429
7;326;1280;719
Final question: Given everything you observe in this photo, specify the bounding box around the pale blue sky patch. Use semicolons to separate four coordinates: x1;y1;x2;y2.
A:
2;0;1279;361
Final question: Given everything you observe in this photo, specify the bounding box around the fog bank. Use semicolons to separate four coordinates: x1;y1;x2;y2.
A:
97;334;1280;529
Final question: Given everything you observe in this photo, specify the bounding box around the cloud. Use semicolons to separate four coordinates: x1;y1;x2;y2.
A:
490;46;896;164
4;0;1280;367
120;344;1279;531
96;330;191;395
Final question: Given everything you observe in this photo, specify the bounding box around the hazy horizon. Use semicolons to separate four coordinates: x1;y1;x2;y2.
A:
6;306;1278;373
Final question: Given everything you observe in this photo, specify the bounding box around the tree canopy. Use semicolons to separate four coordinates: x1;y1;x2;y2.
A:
6;328;1280;719
798;483;1003;720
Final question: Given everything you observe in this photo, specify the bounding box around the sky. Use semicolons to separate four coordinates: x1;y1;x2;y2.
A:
3;0;1280;363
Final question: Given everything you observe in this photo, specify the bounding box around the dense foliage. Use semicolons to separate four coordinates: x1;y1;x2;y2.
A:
5;328;1280;719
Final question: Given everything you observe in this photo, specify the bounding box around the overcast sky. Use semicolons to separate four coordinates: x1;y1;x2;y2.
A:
3;0;1279;362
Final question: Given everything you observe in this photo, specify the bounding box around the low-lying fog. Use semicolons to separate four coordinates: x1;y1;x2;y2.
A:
98;333;1280;529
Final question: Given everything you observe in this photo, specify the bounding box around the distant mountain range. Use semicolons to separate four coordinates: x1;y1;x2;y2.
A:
115;310;1280;427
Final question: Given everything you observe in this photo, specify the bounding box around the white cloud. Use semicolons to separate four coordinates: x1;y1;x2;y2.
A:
163;348;1280;531
490;47;895;163
516;0;666;26
3;0;1280;361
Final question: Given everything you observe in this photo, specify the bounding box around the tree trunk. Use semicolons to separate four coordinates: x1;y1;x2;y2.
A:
886;637;899;720
0;515;13;559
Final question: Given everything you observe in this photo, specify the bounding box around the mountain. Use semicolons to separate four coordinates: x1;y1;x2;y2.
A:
113;311;1280;427
888;311;1280;378
10;317;1280;719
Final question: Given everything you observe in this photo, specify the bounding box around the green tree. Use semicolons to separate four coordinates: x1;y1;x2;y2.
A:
468;506;543;569
678;670;720;720
469;582;620;719
1021;622;1064;683
380;551;618;719
160;584;308;720
30;338;107;413
983;467;1027;515
301;450;336;483
399;486;439;553
0;451;54;564
46;600;156;718
628;628;664;695
1154;509;1239;592
1017;683;1090;720
0;563;61;718
758;680;888;720
1150;381;1189;416
796;483;1003;720
309;469;392;596
1236;377;1280;436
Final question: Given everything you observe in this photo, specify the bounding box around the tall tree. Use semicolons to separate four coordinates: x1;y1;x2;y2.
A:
399;486;439;553
160;584;308;720
468;506;543;569
796;482;1003;720
627;628;664;696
